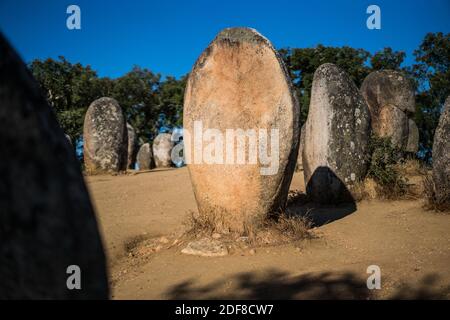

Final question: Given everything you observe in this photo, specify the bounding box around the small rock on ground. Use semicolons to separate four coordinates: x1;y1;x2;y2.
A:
181;238;228;257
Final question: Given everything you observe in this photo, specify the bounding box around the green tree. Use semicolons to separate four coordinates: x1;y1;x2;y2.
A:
370;47;406;71
111;66;160;143
29;56;102;142
410;32;450;156
280;45;371;123
156;75;188;128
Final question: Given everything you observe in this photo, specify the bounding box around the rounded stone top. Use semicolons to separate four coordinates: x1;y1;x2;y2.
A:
88;97;120;110
361;69;415;114
85;97;123;125
312;63;361;98
215;27;269;45
314;63;348;80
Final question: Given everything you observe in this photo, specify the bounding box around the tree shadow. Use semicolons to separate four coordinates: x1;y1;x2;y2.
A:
389;274;450;299
167;269;370;299
166;269;450;300
286;166;357;227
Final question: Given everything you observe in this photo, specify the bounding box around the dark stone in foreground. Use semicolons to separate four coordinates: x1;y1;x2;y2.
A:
0;33;109;299
432;96;450;204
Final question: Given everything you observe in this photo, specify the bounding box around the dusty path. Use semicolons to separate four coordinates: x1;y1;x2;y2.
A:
85;168;450;299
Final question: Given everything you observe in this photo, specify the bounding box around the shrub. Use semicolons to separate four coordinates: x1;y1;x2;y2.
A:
366;135;409;199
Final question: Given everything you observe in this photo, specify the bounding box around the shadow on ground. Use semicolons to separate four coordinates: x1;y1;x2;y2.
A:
166;269;450;300
286;166;358;227
286;191;356;227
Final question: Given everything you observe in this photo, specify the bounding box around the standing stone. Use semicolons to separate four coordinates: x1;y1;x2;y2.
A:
126;123;137;169
296;124;306;171
303;63;371;204
83;97;128;174
183;27;300;233
152;133;174;168
0;33;108;299
374;103;409;148
432;96;450;205
361;70;415;114
137;143;154;170
361;70;415;149
406;118;419;153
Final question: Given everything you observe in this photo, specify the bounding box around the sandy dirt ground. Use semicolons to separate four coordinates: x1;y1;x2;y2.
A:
85;168;450;299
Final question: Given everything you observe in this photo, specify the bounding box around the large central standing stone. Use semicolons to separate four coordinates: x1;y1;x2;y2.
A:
0;33;108;299
303;63;371;204
83;97;128;174
183;27;300;233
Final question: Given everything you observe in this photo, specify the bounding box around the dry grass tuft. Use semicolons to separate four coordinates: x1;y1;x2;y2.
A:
396;159;427;176
183;209;227;237
184;208;313;248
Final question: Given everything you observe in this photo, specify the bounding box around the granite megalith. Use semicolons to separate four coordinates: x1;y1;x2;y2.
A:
183;27;300;233
152;133;174;168
83;97;128;174
361;70;415;149
406;118;419;153
0;33;108;299
126;123;137;169
137;143;154;170
303;63;371;204
296;124;306;171
432;96;450;206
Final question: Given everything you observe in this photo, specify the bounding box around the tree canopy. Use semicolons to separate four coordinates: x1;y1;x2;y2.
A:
29;32;449;162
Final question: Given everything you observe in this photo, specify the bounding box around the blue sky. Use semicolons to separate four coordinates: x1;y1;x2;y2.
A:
1;0;449;79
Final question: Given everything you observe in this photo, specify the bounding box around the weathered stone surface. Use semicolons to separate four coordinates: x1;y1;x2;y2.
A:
0;34;108;299
126;123;137;169
183;27;300;232
296;124;306;171
361;70;415;114
361;70;415;149
152;133;174;168
303;63;371;204
432;96;450;203
375;103;409;148
406;118;419;153
181;238;228;257
137;143;154;170
83;97;128;174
